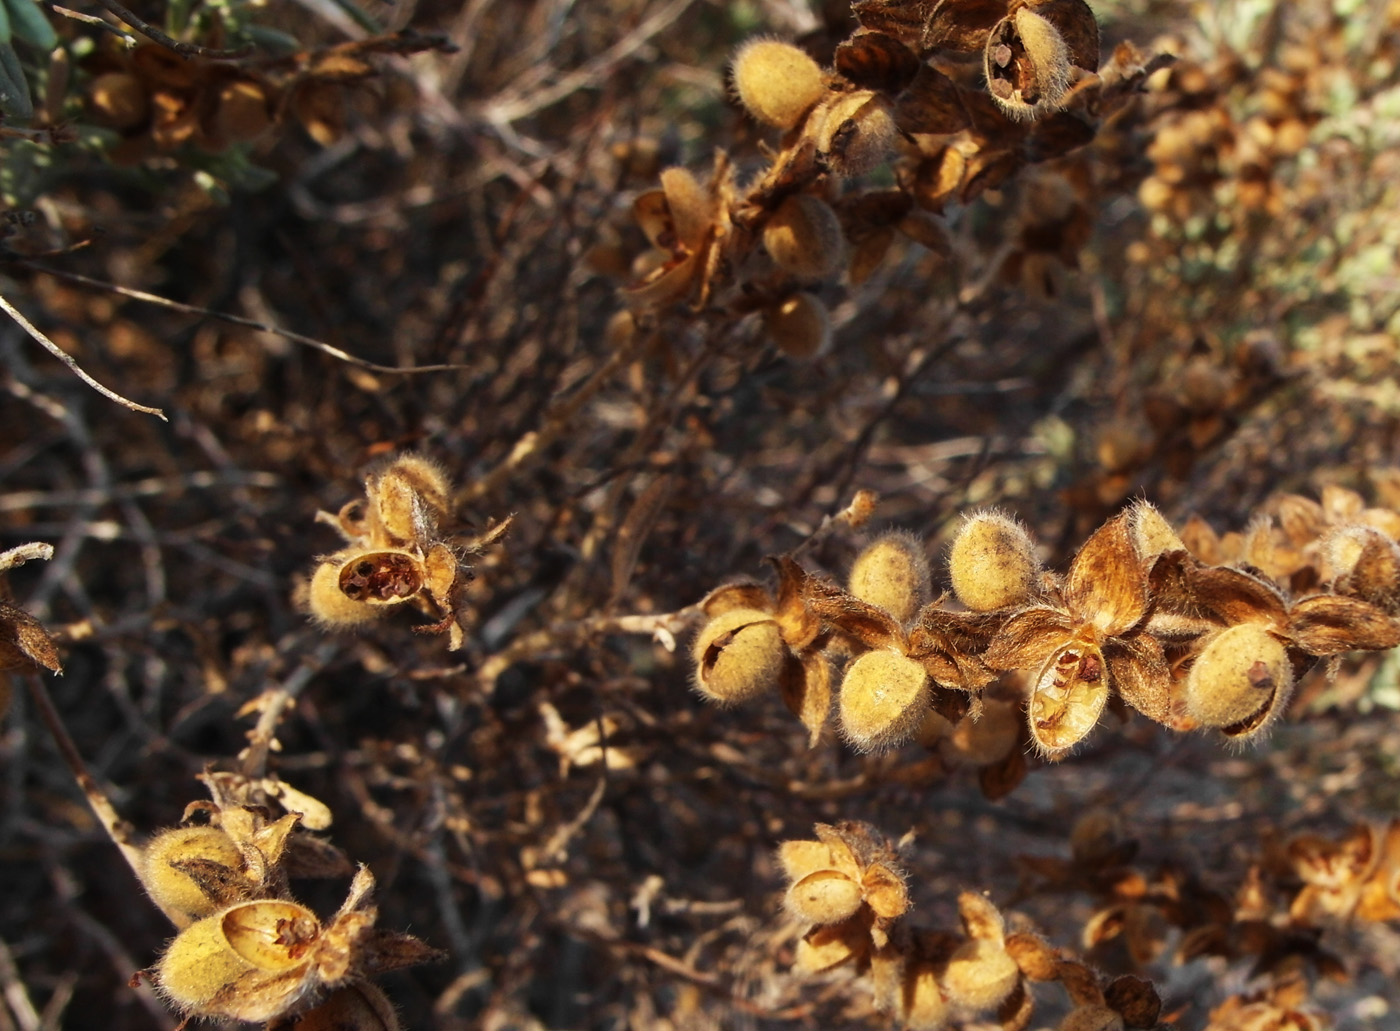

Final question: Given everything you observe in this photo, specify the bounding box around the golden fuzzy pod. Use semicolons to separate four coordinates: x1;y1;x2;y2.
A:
785;869;863;925
849;531;931;624
1183;623;1292;736
763;194;844;280
730;39;825;130
939;938;1021;1013
692;607;787;705
838;649;929;752
141;825;245;926
811;91;896;179
764;293;831;359
948;512;1039;612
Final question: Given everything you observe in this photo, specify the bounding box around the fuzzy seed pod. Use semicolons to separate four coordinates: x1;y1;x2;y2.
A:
370;455;452;545
985;9;1071;120
940;939;1020;1014
1322;525;1400;612
849;532;931;624
88;72;149;130
948;512;1039;612
157;900;320;1021
942;697;1019;765
813;91;897;178
1184;623;1293;736
692;608;787;705
142;826;246;926
307;557;379;628
763;194;844;280
764;292;831;359
659;167;712;252
731;39;825;130
838;649;930;751
794;913;873;972
900;960;949;1030
786;870;863;925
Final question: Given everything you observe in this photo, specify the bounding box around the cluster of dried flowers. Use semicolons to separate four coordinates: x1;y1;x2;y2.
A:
303;453;510;650
780;820;1165;1031
594;0;1173;359
83;32;455;159
691;486;1400;774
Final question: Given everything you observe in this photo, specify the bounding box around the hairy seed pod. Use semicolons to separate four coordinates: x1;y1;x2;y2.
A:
157;900;320;1020
786;869;863;925
731;39;825;130
901;960;948;1030
307;557;379;627
940;939;1020;1014
1128;500;1184;562
948;512;1039;612
1184;623;1293;736
763;194;844;280
142;826;246;926
813;90;896;178
1322;525;1400;612
849;531;931;624
764;292;831;359
794;913;872;973
985;8;1071;120
839;649;930;751
659;167;711;252
370;454;452;545
87;71;149;130
692;608;786;705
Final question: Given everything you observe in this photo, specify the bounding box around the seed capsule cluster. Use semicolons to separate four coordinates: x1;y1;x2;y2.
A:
134;773;436;1027
598;1;1174;362
691;489;1400;773
305;453;510;650
779;822;1165;1031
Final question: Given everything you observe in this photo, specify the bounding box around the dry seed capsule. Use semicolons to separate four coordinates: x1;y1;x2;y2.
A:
939;939;1020;1014
785;870;863;925
1322;525;1400;611
307;556;379;627
371;454;452;544
1183;623;1292;736
763;194;844;280
948;512;1039;612
985;8;1071;120
142;826;245;925
813;90;896;178
838;649;930;751
764;292;831;359
692;608;786;705
849;531;931;624
731;39;825;130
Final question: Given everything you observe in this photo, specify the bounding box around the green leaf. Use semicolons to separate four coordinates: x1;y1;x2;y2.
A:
4;0;56;51
327;0;381;34
0;40;33;119
0;1;12;47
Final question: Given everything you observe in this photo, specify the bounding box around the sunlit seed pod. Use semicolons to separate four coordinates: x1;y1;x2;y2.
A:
294;983;401;1031
370;455;452;544
957;891;1006;944
223;900;321;970
763;194;844;280
1128;500;1184;562
985;8;1071;121
777;839;834;881
307;558;379;628
157;911;262;1014
869;947;905;1015
785;869;863;925
940;939;1021;1014
692;607;787;705
659;167;711;252
849;531;931;624
941;698;1019;765
213;80;271;144
901;960;949;1030
1183;623;1293;736
838;649;930;752
142;826;245;925
764;292;831;360
948;512;1039;612
1028;643;1109;755
337;550;426;605
813;91;896;178
87;72;149;130
730;38;825;130
1059;1005;1125;1031
794;913;873;973
1321;525;1400;611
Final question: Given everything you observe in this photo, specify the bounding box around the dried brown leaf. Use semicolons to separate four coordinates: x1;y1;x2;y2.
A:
1065;513;1149;635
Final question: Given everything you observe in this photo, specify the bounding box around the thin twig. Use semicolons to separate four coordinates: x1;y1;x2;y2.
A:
238;639;341;780
22;675;146;886
0;290;166;420
86;0;253;58
9;264;476;375
46;5;135;42
0;936;40;1031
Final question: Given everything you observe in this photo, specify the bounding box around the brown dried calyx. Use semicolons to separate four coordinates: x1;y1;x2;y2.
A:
305;453;511;650
0;543;62;722
984;0;1100;121
780;822;910;947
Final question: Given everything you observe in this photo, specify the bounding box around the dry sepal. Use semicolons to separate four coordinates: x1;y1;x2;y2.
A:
305;453;511;649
